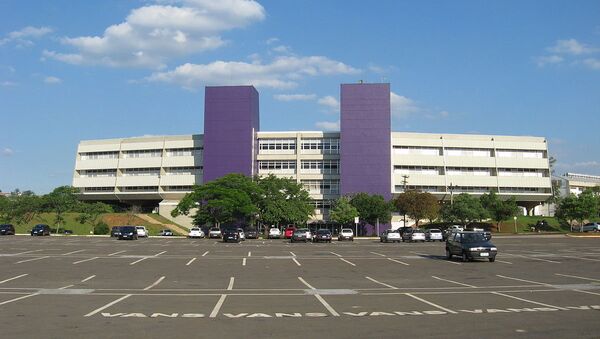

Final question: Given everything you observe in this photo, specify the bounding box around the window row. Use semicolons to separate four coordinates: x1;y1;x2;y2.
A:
301;179;340;195
258;161;296;171
393;146;545;159
80;169;117;177
394;166;547;177
258;139;297;151
80;147;202;160
301;160;340;174
80;151;119;160
84;186;195;192
301;139;340;153
394;185;549;193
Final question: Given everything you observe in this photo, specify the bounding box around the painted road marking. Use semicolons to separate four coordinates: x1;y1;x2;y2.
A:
16;256;50;264
555;273;600;282
412;251;461;265
504;253;560;264
13;249;44;255
210;294;227;318
405;293;458;314
129;257;148;265
491;291;568;310
242;258;247;266
297;277;340;317
227;277;235;290
298;277;316;290
370;252;387;257
387;258;410;266
292;258;301;266
85;294;132;317
143;276;166;290
202;251;209;257
186;258;197;266
81;275;96;283
365;276;398;289
59;285;74;289
248;251;251;257
62;249;85;256
0;293;39;306
340;258;356;266
154;251;167;257
574;289;600;296
496;275;552;287
290;251;296;257
108;250;126;256
432;276;476;288
73;257;99;265
330;252;342;257
496;260;513;264
0;274;28;285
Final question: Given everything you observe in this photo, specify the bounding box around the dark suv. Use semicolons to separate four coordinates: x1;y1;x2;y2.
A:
110;226;123;237
118;226;138;240
446;231;497;262
30;224;51;236
313;229;332;243
0;224;15;235
222;228;240;243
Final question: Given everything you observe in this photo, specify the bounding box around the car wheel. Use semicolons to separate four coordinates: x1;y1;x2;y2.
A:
489;257;495;262
446;248;452;260
461;252;469;262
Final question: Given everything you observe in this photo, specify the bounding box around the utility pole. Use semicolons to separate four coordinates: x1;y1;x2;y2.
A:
448;182;456;205
401;175;409;226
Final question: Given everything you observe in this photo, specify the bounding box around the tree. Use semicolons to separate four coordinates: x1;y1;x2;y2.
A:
555;190;599;231
255;174;313;229
329;196;359;227
0;194;43;225
43;186;80;233
349;193;392;235
480;191;519;231
393;191;439;227
76;202;114;233
441;193;488;226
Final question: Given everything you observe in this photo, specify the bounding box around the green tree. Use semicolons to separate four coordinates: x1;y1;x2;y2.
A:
76;202;114;234
4;194;43;225
350;193;392;235
43;186;80;233
442;193;488;226
555;190;599;231
256;174;313;229
393;191;439;227
329;196;359;227
480;191;520;232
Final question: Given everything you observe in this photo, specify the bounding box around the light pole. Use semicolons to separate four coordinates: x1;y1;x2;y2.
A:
448;182;456;205
513;216;517;234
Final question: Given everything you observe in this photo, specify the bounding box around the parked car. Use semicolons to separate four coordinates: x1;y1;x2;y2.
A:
380;229;401;243
208;227;222;239
411;229;426;242
0;224;15;235
446;231;497;262
110;226;122;238
284;226;297;239
245;228;259;239
222;228;240;243
291;229;312;243
135;226;148;238
580;222;600;232
188;227;205;238
398;226;413;236
313;229;332;243
118;226;138;240
159;229;173;236
426;229;444;242
443;225;464;240
401;228;414;242
30;224;51;236
338;228;354;241
268;227;281;239
237;228;246;241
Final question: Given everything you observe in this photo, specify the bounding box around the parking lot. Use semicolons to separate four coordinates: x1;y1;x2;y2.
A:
1;235;599;338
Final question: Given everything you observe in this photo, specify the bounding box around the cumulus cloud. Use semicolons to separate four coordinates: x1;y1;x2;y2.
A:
1;148;14;156
534;55;564;67
315;121;340;131
390;92;419;118
583;58;600;70
1;26;53;46
146;55;360;90
548;39;597;55
43;0;265;68
44;76;62;84
273;94;317;101
317;95;339;113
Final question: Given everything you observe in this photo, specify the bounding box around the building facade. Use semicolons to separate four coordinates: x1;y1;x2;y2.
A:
73;84;552;227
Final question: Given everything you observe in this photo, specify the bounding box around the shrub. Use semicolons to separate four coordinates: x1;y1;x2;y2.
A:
94;222;109;235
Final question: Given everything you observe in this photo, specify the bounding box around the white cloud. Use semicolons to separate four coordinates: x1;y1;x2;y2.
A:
390;92;419;118
317;95;339;113
44;0;265;69
1;148;14;156
438;110;449;118
146;55;360;90
44;76;62;84
273;94;317;101
266;37;279;45
272;45;292;54
583;58;600;70
0;81;17;87
535;55;564;67
315;121;340;131
572;161;600;167
1;26;53;46
548;39;597;55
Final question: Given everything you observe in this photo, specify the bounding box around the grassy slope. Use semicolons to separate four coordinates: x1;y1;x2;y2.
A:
496;216;566;233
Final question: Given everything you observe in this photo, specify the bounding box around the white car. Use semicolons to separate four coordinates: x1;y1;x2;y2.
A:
268;228;281;239
426;229;443;242
208;227;222;239
188;227;205;238
338;228;354;241
380;230;401;243
237;228;245;241
410;229;426;242
135;226;148;237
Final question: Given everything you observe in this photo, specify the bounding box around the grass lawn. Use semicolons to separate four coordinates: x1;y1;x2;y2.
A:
495;216;568;233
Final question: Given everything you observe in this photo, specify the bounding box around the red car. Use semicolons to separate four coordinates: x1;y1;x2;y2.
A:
284;226;296;239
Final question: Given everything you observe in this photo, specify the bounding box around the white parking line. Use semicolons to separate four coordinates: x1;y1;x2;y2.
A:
340;258;356;266
62;249;85;256
370;252;387;257
496;275;552;286
289;251;296;257
365;276;398;289
387;258;410;266
227;277;235;290
247;251;251;257
555;273;600;282
412;251;461;265
573;289;600;297
81;275;96;283
73;257;99;265
210;295;227;318
314;294;340;317
491;291;568;310
59;285;74;290
154;251;167;257
504;253;561;264
495;260;513;264
330;251;342;257
0;274;28;285
0;293;39;306
13;249;44;255
405;293;458;314
298;277;316;290
186;258;197;266
85;294;132;317
15;256;50;264
143;276;166;290
432;276;476;288
292;258;301;266
129;257;148;265
242;258;247;266
107;250;126;256
202;251;209;257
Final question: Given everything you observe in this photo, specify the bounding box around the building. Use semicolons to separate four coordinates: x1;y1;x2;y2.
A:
553;173;600;196
73;83;552;227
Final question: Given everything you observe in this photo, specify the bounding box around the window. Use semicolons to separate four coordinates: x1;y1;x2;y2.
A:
499;187;547;193
395;185;443;193
393;166;440;175
122;168;160;176
393;146;441;156
80;169;116;177
444;148;492;157
301;179;340;194
164;167;202;176
446;167;492;176
165;147;202;157
300;138;340;154
163;186;194;191
258;161;296;173
452;186;493;193
122;149;162;158
496;150;544;159
80;151;119;160
312;200;332;215
498;168;545;177
258;139;296;153
300;160;340;174
119;186;158;192
83;187;113;192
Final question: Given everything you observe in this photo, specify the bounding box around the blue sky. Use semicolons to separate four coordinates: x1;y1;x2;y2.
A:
1;0;599;194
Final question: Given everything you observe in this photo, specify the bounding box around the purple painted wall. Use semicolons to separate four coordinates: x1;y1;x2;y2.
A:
340;83;391;200
203;86;259;182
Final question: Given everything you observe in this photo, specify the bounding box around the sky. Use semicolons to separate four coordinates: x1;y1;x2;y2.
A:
1;0;599;194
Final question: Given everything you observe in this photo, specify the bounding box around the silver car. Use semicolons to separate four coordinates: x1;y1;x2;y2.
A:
426;229;443;242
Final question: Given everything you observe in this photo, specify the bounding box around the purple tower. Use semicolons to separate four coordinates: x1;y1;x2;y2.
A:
203;86;260;182
340;83;391;200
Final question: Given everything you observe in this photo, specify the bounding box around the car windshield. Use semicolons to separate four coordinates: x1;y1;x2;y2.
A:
210;228;220;231
191;228;200;231
34;225;46;229
317;230;330;234
429;229;441;233
461;233;488;243
121;227;135;232
135;226;144;229
341;229;352;233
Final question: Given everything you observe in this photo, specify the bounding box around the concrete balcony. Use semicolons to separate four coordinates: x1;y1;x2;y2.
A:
497;176;552;188
118;157;163;168
159;174;200;186
161;156;200;168
495;157;549;169
115;176;160;187
444;157;496;168
73;177;117;187
393;155;445;166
